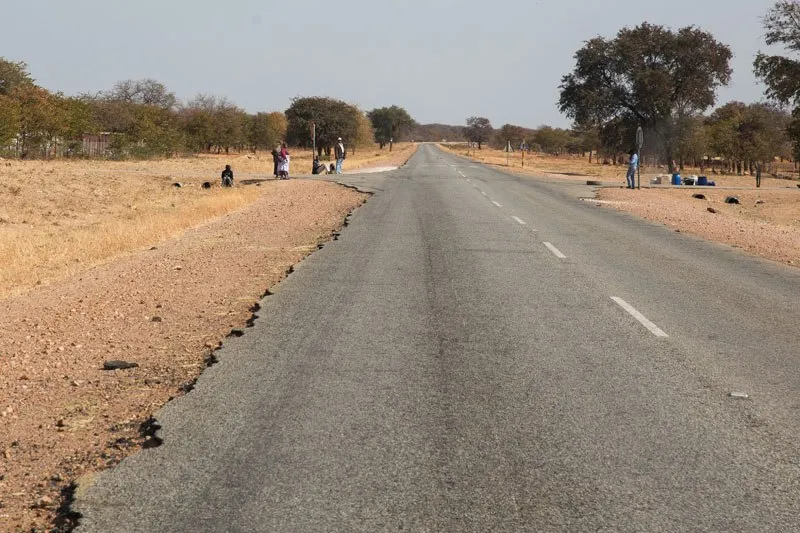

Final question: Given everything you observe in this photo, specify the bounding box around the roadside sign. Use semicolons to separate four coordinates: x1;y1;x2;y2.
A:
636;126;644;151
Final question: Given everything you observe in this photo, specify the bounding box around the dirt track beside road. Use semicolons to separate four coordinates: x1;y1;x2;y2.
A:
0;180;367;532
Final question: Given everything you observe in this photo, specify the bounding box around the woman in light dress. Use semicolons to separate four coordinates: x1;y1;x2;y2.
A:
278;142;290;179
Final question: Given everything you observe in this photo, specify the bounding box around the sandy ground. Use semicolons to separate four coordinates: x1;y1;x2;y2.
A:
440;145;800;268
0;180;368;532
0;144;417;531
0;144;416;300
0;142;417;531
593;188;800;266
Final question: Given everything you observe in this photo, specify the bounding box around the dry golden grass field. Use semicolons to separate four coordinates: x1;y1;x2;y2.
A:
0;143;415;299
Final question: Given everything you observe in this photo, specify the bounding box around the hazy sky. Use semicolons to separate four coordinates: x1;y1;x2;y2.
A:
0;0;778;128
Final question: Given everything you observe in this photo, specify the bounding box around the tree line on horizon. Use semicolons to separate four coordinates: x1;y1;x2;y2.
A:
3;0;800;173
0;63;422;160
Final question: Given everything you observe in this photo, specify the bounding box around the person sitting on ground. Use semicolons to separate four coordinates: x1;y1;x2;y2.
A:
312;156;327;175
221;164;234;187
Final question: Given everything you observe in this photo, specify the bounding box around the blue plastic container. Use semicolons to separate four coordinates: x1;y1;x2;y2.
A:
697;176;708;186
671;173;682;186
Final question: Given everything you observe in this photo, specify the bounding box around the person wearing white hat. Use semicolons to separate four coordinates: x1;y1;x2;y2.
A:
334;137;346;174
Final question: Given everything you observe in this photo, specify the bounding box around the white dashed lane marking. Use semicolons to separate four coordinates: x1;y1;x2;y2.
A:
611;297;669;338
492;201;502;207
543;242;566;259
512;216;526;225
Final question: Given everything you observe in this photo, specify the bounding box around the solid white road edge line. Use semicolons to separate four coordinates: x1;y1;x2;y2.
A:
543;242;566;259
492;201;502;207
512;216;526;225
611;297;669;338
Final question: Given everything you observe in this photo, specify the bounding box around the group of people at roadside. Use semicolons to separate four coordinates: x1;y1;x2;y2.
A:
220;137;346;186
312;138;347;175
273;142;291;180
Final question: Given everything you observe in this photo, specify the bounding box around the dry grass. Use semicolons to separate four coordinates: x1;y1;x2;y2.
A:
65;143;417;178
0;164;262;297
0;144;414;298
440;144;800;189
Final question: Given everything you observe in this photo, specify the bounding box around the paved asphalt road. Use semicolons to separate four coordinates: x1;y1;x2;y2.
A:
74;144;800;532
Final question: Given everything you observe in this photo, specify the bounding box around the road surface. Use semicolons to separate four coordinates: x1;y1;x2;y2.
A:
74;144;800;532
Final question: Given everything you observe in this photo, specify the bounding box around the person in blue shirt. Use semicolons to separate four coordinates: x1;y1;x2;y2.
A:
626;151;639;189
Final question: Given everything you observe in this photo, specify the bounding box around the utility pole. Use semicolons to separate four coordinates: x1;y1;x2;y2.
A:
636;126;644;189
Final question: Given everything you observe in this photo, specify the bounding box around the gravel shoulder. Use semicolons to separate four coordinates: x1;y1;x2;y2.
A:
594;187;800;267
0;180;367;532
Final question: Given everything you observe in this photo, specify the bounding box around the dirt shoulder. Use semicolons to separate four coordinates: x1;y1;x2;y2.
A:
440;144;800;268
593;188;800;266
0;180;367;532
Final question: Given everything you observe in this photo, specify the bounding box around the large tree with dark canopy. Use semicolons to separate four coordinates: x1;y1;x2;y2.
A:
559;23;732;172
285;96;360;156
754;1;800;159
464;116;493;149
367;105;416;149
0;57;34;96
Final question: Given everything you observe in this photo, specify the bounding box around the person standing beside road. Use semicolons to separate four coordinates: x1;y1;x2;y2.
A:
626;150;639;189
335;137;346;175
756;162;762;188
278;142;290;179
272;144;281;179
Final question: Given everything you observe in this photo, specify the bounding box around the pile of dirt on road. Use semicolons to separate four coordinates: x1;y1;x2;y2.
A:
0;180;367;532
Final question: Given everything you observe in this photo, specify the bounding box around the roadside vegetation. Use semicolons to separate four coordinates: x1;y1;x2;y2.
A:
447;2;800;182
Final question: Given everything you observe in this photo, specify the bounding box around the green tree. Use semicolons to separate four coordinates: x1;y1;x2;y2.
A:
496;124;528;150
559;23;732;172
248;111;287;152
708;102;745;173
0;94;20;148
672;115;709;170
532;126;573;155
367;105;416;149
0;57;34;96
12;84;68;158
465;116;493;149
179;97;215;153
180;95;247;154
82;79;182;158
571;124;601;160
754;1;800;159
285;97;360;156
352;111;376;155
708;102;790;174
